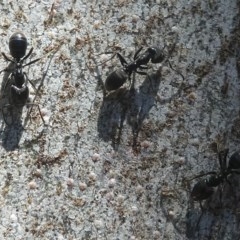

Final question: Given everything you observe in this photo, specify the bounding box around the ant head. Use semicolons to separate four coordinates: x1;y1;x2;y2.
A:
147;47;157;55
9;32;27;61
150;47;165;64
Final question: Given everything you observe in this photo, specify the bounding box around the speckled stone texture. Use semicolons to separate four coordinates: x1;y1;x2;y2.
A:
0;0;239;239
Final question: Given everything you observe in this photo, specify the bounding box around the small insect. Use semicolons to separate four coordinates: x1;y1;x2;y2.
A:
105;46;165;91
191;149;240;202
0;32;44;125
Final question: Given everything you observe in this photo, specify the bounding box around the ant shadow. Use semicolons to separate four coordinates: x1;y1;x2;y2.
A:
97;63;184;152
97;71;161;152
0;52;55;151
186;175;240;239
0;63;25;151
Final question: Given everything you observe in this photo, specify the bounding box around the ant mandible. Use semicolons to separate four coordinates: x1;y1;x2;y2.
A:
0;32;45;125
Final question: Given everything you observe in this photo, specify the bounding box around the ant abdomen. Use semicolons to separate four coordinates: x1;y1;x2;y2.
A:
191;180;214;201
105;68;128;91
228;151;240;170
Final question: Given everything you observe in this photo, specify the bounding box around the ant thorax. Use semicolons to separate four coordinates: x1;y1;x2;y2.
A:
207;174;223;187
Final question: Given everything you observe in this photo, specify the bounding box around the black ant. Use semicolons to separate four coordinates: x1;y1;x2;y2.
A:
0;32;45;125
105;46;165;91
187;149;240;236
191;149;240;202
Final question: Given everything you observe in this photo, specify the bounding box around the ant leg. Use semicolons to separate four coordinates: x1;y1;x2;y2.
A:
21;47;33;61
135;71;152;91
135;70;153;90
218;185;223;208
0;66;12;74
116;53;128;67
136;70;155;93
20;47;41;67
218;149;229;171
23;58;41;68
26;103;45;124
2;53;14;63
24;48;57;126
199;200;204;211
188;171;217;181
2;75;13;93
2;104;13;125
0;53;15;74
147;74;155;93
24;73;37;92
138;65;148;70
23;75;44;125
28;80;37;92
128;75;134;91
135;71;147;75
230;170;240;175
167;60;185;81
133;47;143;60
35;103;45;124
194;201;205;235
89;52;117;67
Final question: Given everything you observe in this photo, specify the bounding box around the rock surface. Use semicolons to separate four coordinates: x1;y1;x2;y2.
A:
0;0;239;239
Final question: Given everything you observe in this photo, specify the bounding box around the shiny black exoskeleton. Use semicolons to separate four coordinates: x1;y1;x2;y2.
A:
9;32;28;61
191;149;240;201
105;46;164;91
1;32;44;125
